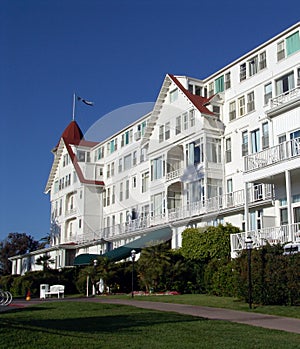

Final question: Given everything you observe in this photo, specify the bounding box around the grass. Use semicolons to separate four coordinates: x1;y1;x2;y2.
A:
112;293;300;319
0;301;299;349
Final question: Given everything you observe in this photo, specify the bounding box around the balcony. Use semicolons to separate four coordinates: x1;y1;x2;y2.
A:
166;168;184;181
244;138;300;172
70;184;273;243
65;208;76;217
269;86;300;111
230;223;300;258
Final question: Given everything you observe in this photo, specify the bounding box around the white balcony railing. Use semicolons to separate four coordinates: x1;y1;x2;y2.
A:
166;168;184;181
244;137;300;172
230;223;300;257
71;184;273;243
269;86;300;109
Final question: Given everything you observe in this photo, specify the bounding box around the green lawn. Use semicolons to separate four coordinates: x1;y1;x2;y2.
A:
117;294;300;319
0;302;299;349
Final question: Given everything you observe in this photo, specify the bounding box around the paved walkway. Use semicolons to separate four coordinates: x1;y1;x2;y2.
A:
2;297;300;335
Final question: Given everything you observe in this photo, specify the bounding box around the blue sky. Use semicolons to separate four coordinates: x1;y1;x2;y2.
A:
0;0;299;242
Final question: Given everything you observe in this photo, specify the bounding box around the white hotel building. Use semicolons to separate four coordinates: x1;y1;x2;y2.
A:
11;22;300;274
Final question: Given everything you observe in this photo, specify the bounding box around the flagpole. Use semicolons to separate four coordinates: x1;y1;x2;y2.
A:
72;93;76;121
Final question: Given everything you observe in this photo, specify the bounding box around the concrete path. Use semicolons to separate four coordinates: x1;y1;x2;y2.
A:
2;297;300;335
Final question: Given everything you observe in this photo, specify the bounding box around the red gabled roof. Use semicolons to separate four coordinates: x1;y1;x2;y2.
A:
168;74;215;116
55;121;99;149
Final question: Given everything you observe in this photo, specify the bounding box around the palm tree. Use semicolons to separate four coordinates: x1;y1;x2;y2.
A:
137;243;171;292
36;254;55;271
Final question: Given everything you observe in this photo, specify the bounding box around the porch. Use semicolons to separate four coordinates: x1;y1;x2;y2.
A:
230;223;300;258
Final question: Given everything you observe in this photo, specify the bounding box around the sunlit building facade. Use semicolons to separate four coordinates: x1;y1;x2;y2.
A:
10;22;300;274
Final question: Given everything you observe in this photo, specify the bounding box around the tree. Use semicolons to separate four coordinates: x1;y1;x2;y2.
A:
0;232;41;275
180;223;239;262
137;243;171;292
35;254;55;271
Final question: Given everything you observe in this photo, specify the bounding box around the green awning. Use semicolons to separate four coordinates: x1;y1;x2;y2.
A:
73;227;172;265
73;253;100;266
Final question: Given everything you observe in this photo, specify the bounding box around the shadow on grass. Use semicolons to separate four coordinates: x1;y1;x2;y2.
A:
1;309;203;336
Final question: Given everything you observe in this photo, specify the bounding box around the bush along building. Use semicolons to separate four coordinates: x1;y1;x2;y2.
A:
10;22;300;274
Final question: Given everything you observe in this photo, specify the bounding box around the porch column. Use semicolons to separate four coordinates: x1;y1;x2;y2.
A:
285;169;293;241
244;182;249;233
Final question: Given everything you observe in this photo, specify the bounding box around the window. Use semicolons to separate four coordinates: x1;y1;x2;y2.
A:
207;178;222;199
242;131;248;156
213;106;220;118
110;139;116;153
107;188;110;206
215;75;224;93
276;72;294;95
112;186;115;204
187;140;203;166
118;158;122;173
189;109;195;127
248;55;258;76
170;89;178;103
206;137;221;163
286;31;300;56
229;101;236;121
165;122;170;140
238;96;245;116
251;129;261;153
225;138;232;163
240;63;246;81
63;154;69;167
264;83;272;105
259;51;267;70
247;91;255;113
103;190;106;207
132;176;137;188
175;116;181;135
280;208;288;225
142;171;149;193
225;72;231;90
110;162;114;177
151;157;164;180
183;112;188;130
152;192;165;217
97;146;104;160
106;164;110;178
277;40;285;61
262;122;269;149
141;121;147;136
278;134;286;144
77;150;85;162
124;154;132;171
208;82;214;96
290;130;300;156
159;125;164;142
195;85;201;96
125;180;129;200
119;182;123;202
140;147;147;162
133;151;137;166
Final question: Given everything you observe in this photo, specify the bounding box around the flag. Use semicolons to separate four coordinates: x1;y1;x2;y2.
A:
77;96;94;106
